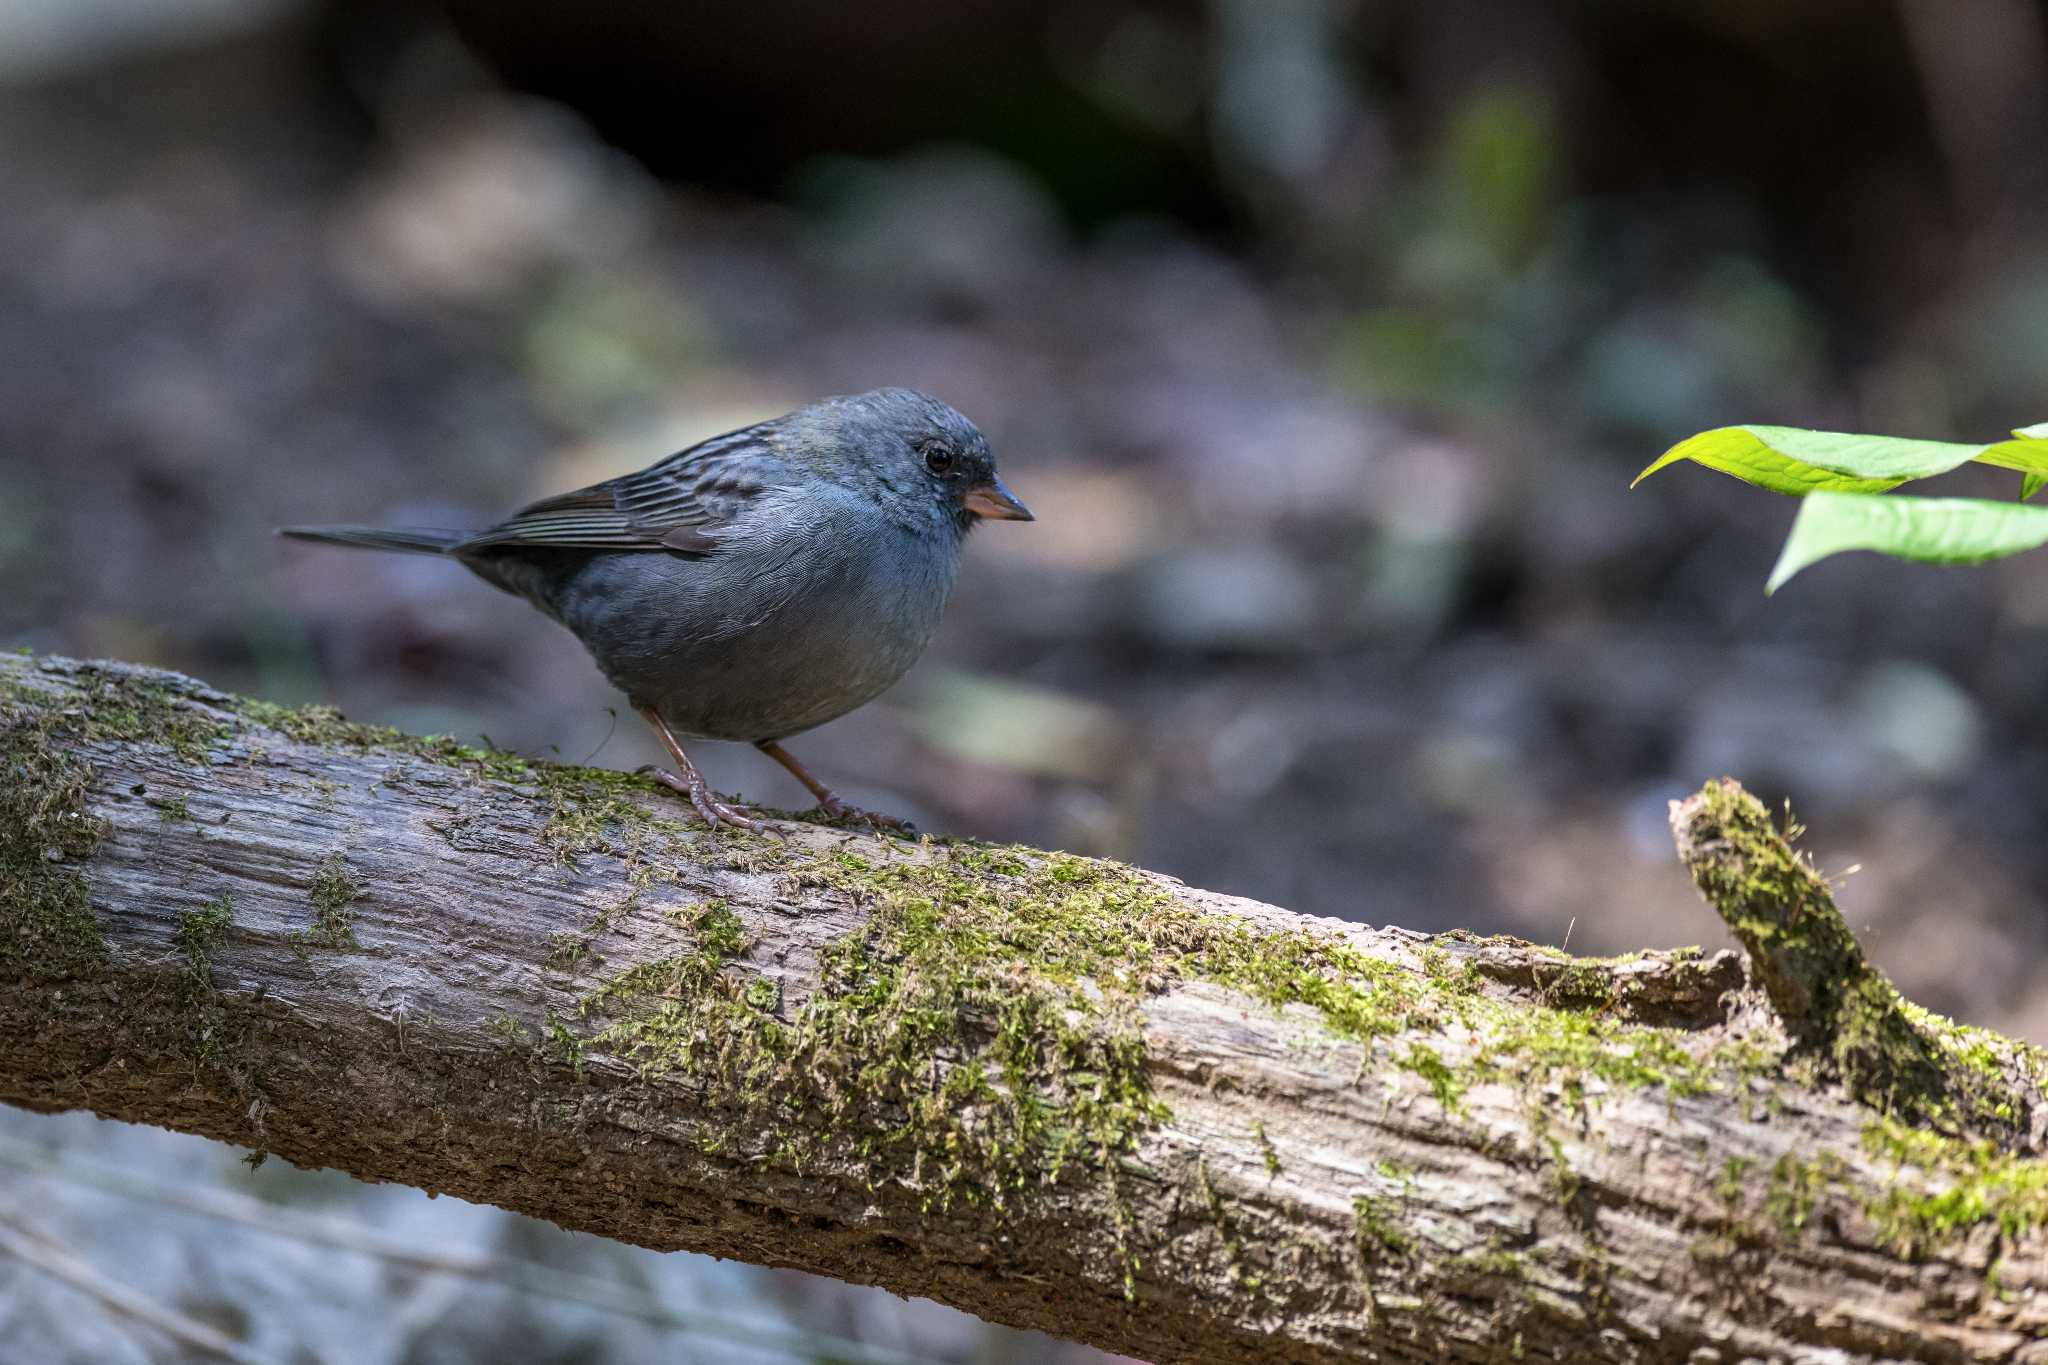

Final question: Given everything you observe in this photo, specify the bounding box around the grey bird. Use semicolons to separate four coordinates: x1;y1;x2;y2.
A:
282;388;1031;832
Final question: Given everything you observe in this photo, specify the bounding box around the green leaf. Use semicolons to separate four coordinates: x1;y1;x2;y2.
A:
1633;425;2000;495
1767;492;2048;593
1971;436;2048;476
1980;427;2048;500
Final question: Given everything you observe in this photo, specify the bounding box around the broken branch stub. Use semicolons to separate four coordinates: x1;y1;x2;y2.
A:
1671;777;2045;1149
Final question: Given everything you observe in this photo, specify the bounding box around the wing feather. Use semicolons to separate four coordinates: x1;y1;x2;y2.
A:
456;423;790;555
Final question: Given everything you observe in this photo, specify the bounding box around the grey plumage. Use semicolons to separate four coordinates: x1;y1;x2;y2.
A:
281;388;1031;831
277;525;468;555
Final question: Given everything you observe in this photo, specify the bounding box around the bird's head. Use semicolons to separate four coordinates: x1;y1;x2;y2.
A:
787;388;1032;538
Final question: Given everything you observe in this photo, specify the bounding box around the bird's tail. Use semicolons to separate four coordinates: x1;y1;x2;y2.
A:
278;525;469;555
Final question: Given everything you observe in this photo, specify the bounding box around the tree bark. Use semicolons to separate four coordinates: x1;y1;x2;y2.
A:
2;652;2044;1364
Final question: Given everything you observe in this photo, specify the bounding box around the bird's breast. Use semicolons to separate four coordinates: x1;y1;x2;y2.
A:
554;508;962;741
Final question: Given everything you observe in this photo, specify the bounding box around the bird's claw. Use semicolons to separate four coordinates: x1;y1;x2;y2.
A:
636;764;772;834
815;796;917;836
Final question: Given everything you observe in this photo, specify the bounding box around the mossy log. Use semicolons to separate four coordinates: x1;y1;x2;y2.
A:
3;652;2046;1364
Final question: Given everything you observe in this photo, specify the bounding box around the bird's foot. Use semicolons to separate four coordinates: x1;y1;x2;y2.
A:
813;795;917;836
636;765;771;834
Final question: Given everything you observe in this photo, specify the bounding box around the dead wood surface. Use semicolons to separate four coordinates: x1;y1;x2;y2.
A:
2;653;2045;1364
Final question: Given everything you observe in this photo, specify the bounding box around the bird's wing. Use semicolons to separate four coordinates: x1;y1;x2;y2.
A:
458;424;790;556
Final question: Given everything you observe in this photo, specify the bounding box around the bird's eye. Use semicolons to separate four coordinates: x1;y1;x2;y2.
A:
923;445;956;476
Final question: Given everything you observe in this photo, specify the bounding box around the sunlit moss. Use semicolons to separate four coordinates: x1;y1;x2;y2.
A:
1861;1118;2048;1252
1678;778;2033;1140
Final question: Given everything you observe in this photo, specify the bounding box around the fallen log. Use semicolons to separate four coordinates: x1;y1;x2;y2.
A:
2;651;2043;1363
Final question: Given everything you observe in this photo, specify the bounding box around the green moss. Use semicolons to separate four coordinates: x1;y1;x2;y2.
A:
237;689;816;853
235;695;714;859
1675;779;2036;1140
175;896;235;985
39;667;234;760
1545;1135;1583;1208
531;764;674;860
167;892;244;1075
1535;958;1617;1006
1253;1120;1281;1177
565;840;1778;1301
1190;923;1448;1043
1861;1117;2048;1252
582;899;762;1078
0;661;248;761
151;794;191;823
1353;1193;1413;1260
545;932;590;973
1764;1152;1841;1234
1896;1000;2047;1127
235;698;532;781
1446;1246;1527;1281
486;1013;529;1048
1178;913;1785;1119
34;669;722;865
575;849;1191;1294
542;1010;584;1077
684;899;744;954
1404;1043;1464;1111
306;854;361;949
1474;1001;1715;1112
1186;917;1784;1126
1716;1155;1753;1210
0;690;108;982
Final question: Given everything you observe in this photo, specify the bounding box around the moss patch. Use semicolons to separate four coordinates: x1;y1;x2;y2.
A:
237;693;778;852
576;852;1191;1292
1353;1192;1413;1260
0;689;109;982
305;854;361;949
1254;1120;1281;1177
545;931;590;973
0;660;244;759
569;840;1794;1298
175;895;235;986
1184;911;1773;1121
1862;1117;2048;1253
1713;1118;2048;1258
235;698;532;781
1764;1151;1838;1234
531;764;691;861
234;694;712;856
1674;779;2032;1141
163;892;245;1078
1189;921;1446;1042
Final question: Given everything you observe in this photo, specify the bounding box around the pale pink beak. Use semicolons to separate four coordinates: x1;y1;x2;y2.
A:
963;477;1033;521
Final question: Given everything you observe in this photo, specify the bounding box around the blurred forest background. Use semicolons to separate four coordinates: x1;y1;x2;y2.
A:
3;0;2047;1360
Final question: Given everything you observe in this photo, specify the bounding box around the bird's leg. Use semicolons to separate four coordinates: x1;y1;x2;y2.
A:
754;739;916;834
634;706;768;833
